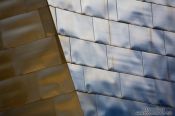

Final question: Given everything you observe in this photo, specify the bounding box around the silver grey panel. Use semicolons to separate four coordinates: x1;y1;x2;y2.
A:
84;67;121;97
167;57;175;82
152;4;175;32
68;64;86;92
142;52;168;80
56;9;94;41
109;21;130;48
155;80;175;107
129;25;152;52
59;35;71;62
81;0;108;19
117;0;152;27
164;31;175;57
107;46;143;76
47;0;81;13
93;17;110;44
49;6;57;30
96;94;157;116
138;0;175;7
120;73;157;104
151;29;166;55
77;92;97;116
70;38;108;69
108;0;118;21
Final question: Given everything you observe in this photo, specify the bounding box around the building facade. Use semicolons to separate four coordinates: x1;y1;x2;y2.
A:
0;0;175;115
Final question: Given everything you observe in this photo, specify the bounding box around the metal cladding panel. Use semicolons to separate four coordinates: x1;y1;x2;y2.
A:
84;67;121;97
70;38;108;70
77;92;97;116
138;0;175;7
56;9;94;41
68;64;86;92
93;17;110;44
96;95;159;116
120;73;157;104
117;0;152;27
164;31;175;57
59;35;71;62
0;0;83;115
151;29;166;55
109;21;130;48
0;11;45;48
107;46;143;76
129;25;152;52
155;80;175;107
142;52;168;80
47;0;81;13
1;92;83;116
152;4;175;32
81;0;108;19
108;0;118;21
168;57;175;82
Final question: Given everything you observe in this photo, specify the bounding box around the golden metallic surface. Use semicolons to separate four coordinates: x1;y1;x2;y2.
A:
0;0;83;115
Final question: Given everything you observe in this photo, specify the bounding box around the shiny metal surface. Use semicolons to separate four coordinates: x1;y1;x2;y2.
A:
129;25;152;52
155;80;175;107
165;31;175;57
120;73;157;104
56;9;94;41
168;57;175;82
109;21;130;48
77;92;97;116
0;0;83;115
151;29;166;55
81;0;108;19
117;0;152;27
152;4;175;31
59;35;71;62
142;52;168;80
84;67;121;97
108;0;118;21
68;64;86;92
93;17;110;44
70;38;108;69
48;0;81;13
107;46;143;76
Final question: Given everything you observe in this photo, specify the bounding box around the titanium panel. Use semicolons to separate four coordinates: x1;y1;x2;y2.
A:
96;94;155;116
152;4;175;32
168;57;175;82
47;0;81;13
84;67;121;97
108;0;118;21
129;25;152;52
164;31;175;57
37;64;75;99
70;38;108;70
68;64;86;92
77;92;97;116
81;0;108;19
155;80;175;107
117;0;152;27
120;73;157;104
109;21;130;48
151;29;166;55
59;35;71;62
107;46;143;76
13;37;64;75
0;10;45;48
93;17;110;44
56;9;94;41
142;52;168;80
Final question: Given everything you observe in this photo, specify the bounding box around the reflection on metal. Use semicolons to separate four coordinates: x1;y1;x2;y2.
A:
0;0;83;115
